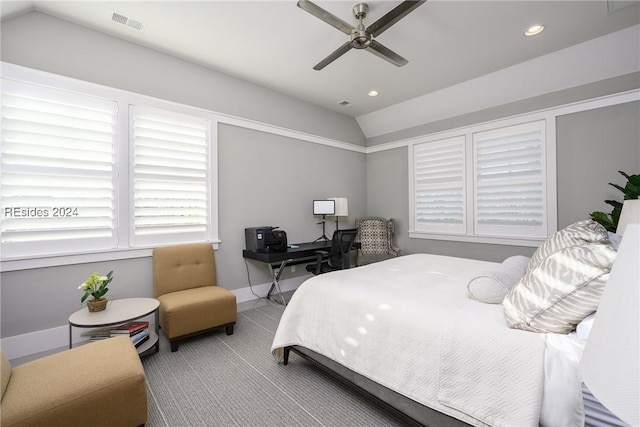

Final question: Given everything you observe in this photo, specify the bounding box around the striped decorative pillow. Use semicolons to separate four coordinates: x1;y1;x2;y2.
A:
526;220;609;273
503;242;616;333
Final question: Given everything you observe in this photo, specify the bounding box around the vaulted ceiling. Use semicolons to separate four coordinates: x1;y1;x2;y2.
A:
1;1;639;119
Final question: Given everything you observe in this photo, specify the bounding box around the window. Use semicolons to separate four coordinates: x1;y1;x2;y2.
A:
1;77;217;261
473;121;547;239
413;136;466;234
1;80;118;258
410;120;552;245
131;106;210;246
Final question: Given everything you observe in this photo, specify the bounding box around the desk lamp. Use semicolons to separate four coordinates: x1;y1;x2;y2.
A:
579;200;639;425
328;197;348;230
313;199;335;242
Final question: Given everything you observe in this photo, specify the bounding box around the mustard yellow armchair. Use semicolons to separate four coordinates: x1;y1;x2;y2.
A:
153;243;237;352
1;336;147;427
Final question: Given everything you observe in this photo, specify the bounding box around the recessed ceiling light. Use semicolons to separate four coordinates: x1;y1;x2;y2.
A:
524;24;544;37
368;90;379;97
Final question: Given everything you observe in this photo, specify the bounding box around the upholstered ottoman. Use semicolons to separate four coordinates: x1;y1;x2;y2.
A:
1;336;147;427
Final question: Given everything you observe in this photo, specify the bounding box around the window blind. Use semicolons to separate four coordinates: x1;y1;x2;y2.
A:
131;106;209;245
473;121;546;238
1;81;117;257
413;136;466;234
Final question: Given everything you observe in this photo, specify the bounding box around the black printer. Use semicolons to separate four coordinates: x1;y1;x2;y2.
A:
245;226;288;252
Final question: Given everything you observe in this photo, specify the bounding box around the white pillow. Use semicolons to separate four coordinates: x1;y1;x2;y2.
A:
607;231;622;251
576;313;596;342
467;255;530;304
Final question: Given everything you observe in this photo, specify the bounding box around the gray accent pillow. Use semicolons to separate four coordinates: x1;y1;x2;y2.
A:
503;242;616;333
526;219;609;273
467;255;530;304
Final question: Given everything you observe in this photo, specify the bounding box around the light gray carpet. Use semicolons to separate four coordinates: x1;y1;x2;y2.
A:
142;301;413;426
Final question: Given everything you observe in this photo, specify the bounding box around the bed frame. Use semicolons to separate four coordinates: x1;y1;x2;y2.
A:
283;345;470;427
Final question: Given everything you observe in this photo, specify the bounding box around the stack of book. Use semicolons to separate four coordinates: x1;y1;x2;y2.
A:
110;321;150;347
86;321;150;348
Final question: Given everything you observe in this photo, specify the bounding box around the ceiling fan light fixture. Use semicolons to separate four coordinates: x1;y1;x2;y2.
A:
524;24;544;36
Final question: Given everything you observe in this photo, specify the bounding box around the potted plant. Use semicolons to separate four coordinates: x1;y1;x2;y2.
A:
590;171;640;232
79;271;114;312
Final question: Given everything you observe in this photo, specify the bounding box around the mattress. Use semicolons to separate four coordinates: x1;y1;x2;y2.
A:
272;254;585;427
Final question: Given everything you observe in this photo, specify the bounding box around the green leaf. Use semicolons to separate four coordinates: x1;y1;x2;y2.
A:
605;200;623;209
589;212;615;232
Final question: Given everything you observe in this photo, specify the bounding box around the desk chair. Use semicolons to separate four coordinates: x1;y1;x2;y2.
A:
306;228;358;275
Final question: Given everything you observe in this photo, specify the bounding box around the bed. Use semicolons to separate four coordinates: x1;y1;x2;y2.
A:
271;220;619;427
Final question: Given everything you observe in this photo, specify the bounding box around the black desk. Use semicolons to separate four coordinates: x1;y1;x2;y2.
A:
243;241;331;305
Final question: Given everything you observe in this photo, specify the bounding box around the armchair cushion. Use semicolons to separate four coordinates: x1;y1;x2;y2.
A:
1;350;11;401
157;286;237;339
1;336;147;427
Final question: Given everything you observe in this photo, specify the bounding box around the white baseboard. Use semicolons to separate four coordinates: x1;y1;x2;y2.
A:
0;276;309;361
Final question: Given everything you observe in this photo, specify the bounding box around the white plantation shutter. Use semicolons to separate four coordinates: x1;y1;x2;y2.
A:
1;80;117;257
131;106;209;246
473;121;546;238
413;136;466;234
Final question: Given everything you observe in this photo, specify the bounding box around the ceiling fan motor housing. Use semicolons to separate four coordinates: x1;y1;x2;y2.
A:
351;3;371;48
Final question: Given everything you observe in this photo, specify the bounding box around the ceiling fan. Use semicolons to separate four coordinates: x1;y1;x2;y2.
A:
297;0;426;70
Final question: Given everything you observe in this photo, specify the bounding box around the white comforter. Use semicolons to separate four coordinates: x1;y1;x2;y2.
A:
271;254;582;427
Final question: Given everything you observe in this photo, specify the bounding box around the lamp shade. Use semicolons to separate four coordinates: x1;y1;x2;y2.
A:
328;197;348;217
616;199;640;235
580;223;640;425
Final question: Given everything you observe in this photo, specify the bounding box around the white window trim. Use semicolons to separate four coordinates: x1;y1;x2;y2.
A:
405;89;639;246
0;64;221;271
0;62;361;272
409;113;558;247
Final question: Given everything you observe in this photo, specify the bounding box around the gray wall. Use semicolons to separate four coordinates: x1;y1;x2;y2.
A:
216;124;366;289
0;11;366;339
1;10;639;341
556;101;640;228
0;11;365;145
366;101;640;262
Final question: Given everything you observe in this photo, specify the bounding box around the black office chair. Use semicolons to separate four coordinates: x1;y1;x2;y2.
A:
306;228;358;275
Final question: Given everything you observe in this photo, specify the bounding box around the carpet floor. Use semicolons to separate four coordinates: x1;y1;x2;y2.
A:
142;300;413;426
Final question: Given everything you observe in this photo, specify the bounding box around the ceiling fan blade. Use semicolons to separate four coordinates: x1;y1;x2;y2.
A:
366;39;408;67
297;0;354;35
314;41;353;70
367;0;426;37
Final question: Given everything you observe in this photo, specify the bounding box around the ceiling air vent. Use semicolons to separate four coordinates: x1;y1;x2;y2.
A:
337;100;351;106
112;12;145;31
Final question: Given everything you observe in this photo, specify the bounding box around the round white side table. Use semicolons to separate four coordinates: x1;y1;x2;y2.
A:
69;297;160;357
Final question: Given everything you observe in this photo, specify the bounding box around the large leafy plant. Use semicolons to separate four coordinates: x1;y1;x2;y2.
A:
590;171;640;232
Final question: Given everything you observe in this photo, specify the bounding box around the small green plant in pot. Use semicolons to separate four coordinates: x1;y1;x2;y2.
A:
590;171;640;232
79;271;114;312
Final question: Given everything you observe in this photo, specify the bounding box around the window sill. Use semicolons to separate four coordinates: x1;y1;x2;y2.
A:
408;231;543;247
0;241;220;272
